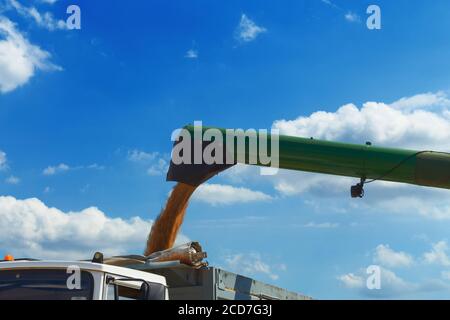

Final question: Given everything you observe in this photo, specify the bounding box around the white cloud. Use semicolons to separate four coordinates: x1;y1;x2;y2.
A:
303;221;339;228
193;183;272;206
338;273;364;289
127;150;168;176
39;0;58;4
338;267;419;298
7;0;66;31
374;244;414;268
441;270;450;280
377;196;450;220
43;163;70;175
235;14;266;43
342;267;450;298
127;150;158;162
374;268;417;296
184;49;198;59
273;171;351;197
0;195;188;260
391;91;450;111
0;16;61;93
0;150;7;170
220;163;259;184
345;12;361;23
5;175;19;184
423;241;450;267
147;158;168;176
321;0;339;9
86;163;105;170
339;243;450;298
221;253;284;281
273;93;450;150
42;163;104;176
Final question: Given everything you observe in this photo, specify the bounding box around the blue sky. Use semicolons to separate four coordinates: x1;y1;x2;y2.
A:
1;0;450;299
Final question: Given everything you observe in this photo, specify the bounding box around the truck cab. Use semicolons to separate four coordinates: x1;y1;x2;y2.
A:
0;260;168;300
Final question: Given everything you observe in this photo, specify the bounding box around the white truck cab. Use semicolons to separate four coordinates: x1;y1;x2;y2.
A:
0;260;168;300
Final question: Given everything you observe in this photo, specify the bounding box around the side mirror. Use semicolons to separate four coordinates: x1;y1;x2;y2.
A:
139;281;166;300
138;282;150;300
107;277;166;300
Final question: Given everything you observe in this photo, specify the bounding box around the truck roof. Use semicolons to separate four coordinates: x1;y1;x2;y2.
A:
0;260;167;286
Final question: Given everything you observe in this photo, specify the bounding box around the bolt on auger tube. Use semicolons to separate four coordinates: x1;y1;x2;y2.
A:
166;124;450;191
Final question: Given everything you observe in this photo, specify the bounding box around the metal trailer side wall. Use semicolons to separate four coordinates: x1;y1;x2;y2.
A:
149;266;311;300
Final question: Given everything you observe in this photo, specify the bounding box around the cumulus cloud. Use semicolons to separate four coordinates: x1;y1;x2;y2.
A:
0;16;61;93
193;183;272;206
339;243;450;298
374;244;414;268
391;91;450;111
235;14;266;43
339;266;450;298
220;252;285;281
0;196;188;260
376;195;450;220
423;241;450;267
6;0;66;31
338;267;408;297
273;93;450;150
338;273;364;289
127;150;168;176
370;268;416;296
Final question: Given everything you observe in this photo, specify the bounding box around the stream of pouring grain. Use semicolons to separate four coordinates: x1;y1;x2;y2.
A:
144;182;197;256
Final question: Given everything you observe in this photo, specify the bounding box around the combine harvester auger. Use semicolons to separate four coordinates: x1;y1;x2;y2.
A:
167;125;450;197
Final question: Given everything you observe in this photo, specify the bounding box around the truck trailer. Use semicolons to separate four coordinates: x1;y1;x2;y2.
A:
0;251;310;300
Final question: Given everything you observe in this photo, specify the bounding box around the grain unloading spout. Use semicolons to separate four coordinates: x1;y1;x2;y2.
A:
105;242;207;268
146;241;207;268
167;160;234;187
167;125;236;186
